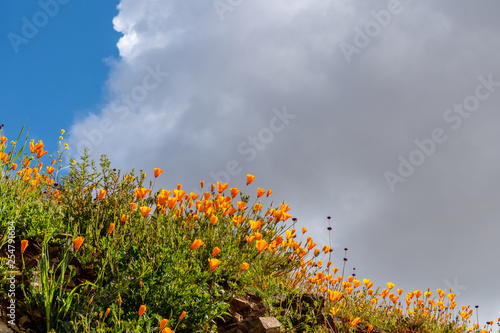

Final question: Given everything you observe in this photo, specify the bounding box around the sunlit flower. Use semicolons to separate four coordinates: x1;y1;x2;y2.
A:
256;240;268;252
237;202;246;210
241;262;250;271
159;319;169;330
257;187;265;198
134;188;151;199
212;247;221;256
139;206;152;217
120;214;127;222
210;216;218;225
217;182;228;193
98;189;106;201
154;168;163;178
302;227;308;234
179;310;186;321
266;189;272;197
249;220;262;231
230;188;239;198
138;305;146;317
208;258;221;271
190;239;204;250
329;290;342;302
367;325;374;332
130;202;137;211
350;317;361;327
104;308;110;317
0;152;7;164
387;282;395;290
21;240;29;253
107;223;115;235
246;174;255;185
74;237;84;251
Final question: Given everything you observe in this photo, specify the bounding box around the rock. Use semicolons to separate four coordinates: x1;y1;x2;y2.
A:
222;317;281;333
256;317;281;333
0;321;14;333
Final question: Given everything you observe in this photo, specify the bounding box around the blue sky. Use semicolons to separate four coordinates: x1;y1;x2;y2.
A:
2;0;500;325
1;0;120;153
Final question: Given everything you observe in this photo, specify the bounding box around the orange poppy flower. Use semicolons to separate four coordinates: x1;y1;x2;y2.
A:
256;240;268;252
249;220;262;231
208;258;221;271
350;317;361;327
237;202;246;210
253;203;263;213
179;311;186;321
21;240;29;253
217;182;228;193
130;202;137;211
246;174;255;185
159;319;169;330
120;214;127;222
329;290;342;302
200;181;204;188
241;262;250;271
134;188;151;199
190;239;204;250
230;188;239;198
139;206;152;217
46;166;55;174
161;328;174;333
256;188;265;198
37;149;48;159
154;168;163;178
98;189;106;200
0;152;7;164
210;216;218;225
0;136;6;144
107;223;115;235
74;237;84;251
266;189;272;197
212;247;221;257
138;305;146;316
367;325;374;332
104;308;110;317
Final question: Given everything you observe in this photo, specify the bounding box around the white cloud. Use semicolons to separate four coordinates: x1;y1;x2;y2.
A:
68;0;500;323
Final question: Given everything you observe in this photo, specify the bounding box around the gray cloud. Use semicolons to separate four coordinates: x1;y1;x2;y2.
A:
69;0;500;323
